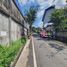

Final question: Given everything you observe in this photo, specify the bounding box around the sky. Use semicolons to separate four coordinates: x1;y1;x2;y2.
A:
15;0;66;28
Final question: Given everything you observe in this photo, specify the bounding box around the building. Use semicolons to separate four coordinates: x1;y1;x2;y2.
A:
42;0;67;31
0;0;29;45
42;6;55;28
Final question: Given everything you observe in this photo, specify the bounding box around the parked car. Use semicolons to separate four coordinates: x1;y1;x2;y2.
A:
40;30;48;38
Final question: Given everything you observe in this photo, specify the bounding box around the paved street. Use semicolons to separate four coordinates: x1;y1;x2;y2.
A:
33;35;67;67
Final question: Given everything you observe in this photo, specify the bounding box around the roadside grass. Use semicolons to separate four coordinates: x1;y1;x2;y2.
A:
0;37;26;67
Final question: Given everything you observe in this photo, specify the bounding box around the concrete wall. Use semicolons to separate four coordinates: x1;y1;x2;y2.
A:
11;19;21;41
0;13;22;45
0;0;29;45
0;13;9;45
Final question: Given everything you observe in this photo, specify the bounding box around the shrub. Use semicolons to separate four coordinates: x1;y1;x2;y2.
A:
0;38;26;67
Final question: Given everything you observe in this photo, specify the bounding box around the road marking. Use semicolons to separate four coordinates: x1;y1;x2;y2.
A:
32;36;37;67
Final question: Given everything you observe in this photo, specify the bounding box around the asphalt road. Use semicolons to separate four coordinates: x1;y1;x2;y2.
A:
33;35;67;67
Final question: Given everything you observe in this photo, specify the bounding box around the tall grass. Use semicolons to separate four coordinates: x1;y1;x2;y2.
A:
0;37;26;67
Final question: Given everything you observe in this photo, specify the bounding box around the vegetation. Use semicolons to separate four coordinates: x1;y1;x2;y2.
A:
0;37;26;67
51;8;67;31
26;6;38;32
32;27;41;33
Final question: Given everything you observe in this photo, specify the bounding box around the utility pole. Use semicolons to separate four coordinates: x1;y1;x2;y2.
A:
43;21;44;29
8;0;12;45
8;17;11;44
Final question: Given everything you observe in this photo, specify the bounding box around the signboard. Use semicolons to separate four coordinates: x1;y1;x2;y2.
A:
0;31;7;37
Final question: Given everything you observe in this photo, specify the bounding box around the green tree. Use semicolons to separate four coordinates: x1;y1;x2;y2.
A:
32;27;41;33
51;9;66;31
26;6;38;32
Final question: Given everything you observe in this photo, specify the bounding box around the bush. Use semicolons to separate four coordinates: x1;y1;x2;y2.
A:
0;38;26;67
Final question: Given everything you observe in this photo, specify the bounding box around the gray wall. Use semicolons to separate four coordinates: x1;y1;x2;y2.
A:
0;13;22;45
0;13;9;45
0;0;29;45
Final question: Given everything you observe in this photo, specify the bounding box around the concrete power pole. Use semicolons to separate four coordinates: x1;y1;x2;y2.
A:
8;17;11;44
43;21;44;29
8;0;12;45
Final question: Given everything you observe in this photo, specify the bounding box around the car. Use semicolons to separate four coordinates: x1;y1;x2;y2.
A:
40;30;48;38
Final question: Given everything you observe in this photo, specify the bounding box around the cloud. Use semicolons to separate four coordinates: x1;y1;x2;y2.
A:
36;0;50;21
34;0;48;27
31;0;35;2
18;0;66;27
37;0;56;6
36;0;54;18
37;0;49;5
33;0;67;27
18;0;28;5
37;10;44;18
54;0;66;8
18;0;35;5
33;20;43;28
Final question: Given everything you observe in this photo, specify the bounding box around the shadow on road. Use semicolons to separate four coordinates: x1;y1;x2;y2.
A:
37;37;51;41
49;43;65;51
46;43;65;58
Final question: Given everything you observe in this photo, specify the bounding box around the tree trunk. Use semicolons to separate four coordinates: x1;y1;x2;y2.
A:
29;25;32;32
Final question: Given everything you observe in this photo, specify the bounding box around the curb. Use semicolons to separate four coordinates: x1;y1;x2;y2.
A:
10;39;30;67
31;36;37;67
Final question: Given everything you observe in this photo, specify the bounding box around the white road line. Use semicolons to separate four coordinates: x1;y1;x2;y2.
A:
32;36;37;67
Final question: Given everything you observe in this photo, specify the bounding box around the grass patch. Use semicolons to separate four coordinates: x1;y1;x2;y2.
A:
0;37;26;67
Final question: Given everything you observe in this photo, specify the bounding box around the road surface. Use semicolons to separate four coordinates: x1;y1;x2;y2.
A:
33;35;67;67
15;40;33;67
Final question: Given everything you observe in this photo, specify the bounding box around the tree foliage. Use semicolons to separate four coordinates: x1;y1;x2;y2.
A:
26;6;38;31
51;8;67;31
32;27;41;33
